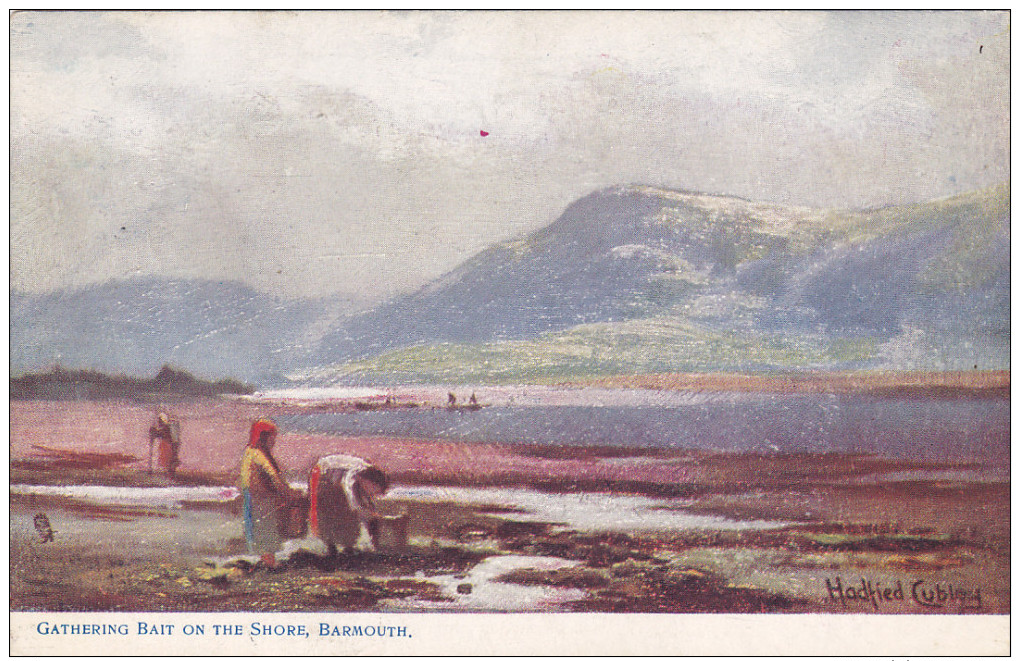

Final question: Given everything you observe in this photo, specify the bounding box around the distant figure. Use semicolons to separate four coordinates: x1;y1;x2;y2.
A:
308;454;390;555
448;392;457;407
239;419;303;566
148;409;181;476
469;392;478;406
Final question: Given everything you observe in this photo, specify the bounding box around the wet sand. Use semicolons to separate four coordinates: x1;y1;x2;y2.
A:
9;397;1010;614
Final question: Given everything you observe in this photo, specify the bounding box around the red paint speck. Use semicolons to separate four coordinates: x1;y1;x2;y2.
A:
480;130;489;137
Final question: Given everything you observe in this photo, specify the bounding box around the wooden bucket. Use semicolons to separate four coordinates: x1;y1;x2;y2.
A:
375;512;409;552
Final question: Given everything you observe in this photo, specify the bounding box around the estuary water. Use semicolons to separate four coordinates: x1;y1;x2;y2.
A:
271;388;1010;467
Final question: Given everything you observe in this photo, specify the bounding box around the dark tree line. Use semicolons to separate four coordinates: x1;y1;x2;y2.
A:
10;364;253;400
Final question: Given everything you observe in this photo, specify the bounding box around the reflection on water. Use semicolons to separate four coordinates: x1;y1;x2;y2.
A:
8;483;240;507
9;483;789;533
383;555;588;612
389;485;790;533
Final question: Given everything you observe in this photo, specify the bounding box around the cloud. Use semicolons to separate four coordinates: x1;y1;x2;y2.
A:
10;10;1009;300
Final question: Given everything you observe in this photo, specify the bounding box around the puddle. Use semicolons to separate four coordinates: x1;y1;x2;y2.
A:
383;554;587;612
389;486;790;533
10;483;791;537
9;484;241;508
8;483;789;533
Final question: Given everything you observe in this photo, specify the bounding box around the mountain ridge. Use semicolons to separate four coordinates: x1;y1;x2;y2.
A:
306;182;1009;384
9;183;1009;386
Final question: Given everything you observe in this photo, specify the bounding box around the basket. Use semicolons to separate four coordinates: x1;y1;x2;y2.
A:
279;496;309;539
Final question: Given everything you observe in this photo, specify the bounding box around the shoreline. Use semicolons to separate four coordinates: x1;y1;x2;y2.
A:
10;369;1010;405
581;369;1010;395
11;446;1006;494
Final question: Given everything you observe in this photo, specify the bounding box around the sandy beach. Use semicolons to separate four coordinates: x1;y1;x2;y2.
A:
9;395;1010;614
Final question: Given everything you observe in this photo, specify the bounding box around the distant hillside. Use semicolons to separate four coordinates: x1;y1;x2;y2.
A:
306;183;1009;384
10;277;361;384
10;365;254;400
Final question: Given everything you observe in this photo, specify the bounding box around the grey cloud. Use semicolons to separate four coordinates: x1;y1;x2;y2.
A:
10;10;1009;301
11;11;153;70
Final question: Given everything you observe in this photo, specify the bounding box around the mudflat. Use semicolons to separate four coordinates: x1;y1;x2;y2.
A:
9;396;1009;614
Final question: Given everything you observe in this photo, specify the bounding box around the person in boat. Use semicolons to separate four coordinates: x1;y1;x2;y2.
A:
469;392;478;406
239;419;303;566
148;409;181;476
308;454;390;555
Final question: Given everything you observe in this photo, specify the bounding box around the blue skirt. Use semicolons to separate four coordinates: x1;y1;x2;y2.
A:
242;488;283;554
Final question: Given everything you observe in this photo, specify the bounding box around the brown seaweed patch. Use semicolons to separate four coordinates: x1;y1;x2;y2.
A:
502;531;657;568
512;445;673;460
569;559;806;613
471;504;529;515
880;551;973;571
443;516;556;543
496;566;611;589
692;452;974;485
17;445;140;471
450;523;494;543
494;521;557;539
528;478;704;499
280;545;490;577
11;493;178;522
796;531;962;553
10;466;236;489
379;578;452;602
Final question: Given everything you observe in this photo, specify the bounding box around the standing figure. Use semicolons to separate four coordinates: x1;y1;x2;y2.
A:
148;410;181;476
239;419;302;566
308;454;390;555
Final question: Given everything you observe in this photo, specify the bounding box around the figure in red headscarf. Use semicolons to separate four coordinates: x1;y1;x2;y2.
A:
239;419;302;566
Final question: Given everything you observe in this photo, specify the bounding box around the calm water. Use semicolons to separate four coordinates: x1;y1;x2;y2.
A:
275;390;1009;466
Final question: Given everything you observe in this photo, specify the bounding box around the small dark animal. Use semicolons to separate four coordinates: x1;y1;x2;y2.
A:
33;513;55;543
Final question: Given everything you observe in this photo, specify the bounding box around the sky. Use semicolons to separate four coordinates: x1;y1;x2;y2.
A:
9;10;1010;302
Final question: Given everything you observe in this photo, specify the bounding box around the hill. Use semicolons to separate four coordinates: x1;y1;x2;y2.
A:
306;183;1009;384
10;277;359;384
